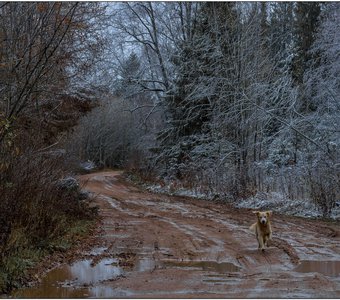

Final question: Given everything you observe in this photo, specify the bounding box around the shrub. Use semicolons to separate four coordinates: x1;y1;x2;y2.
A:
0;147;96;293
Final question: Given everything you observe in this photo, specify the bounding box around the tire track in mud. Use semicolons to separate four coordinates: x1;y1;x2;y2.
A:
270;238;300;264
90;177;278;272
99;176;336;258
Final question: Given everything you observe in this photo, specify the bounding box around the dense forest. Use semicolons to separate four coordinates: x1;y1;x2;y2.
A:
71;2;339;216
0;1;339;293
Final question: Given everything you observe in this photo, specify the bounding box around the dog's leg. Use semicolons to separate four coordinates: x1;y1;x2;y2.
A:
258;236;265;251
266;232;272;247
255;226;265;250
264;235;269;247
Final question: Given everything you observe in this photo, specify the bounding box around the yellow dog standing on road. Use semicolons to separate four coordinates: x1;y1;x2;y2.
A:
250;211;273;251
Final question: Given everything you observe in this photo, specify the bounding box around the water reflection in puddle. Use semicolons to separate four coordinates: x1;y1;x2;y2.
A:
294;260;340;277
134;258;156;272
13;259;123;298
13;257;241;298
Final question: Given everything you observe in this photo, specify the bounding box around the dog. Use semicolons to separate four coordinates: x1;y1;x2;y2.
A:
249;211;272;251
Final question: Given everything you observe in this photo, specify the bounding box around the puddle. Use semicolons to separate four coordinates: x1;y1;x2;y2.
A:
134;258;156;272
133;257;240;274
12;259;123;298
294;260;340;277
12;256;240;298
163;260;240;273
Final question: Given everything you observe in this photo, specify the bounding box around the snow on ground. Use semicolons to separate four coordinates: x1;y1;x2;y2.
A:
145;183;210;200
80;160;97;172
143;183;340;221
235;192;340;220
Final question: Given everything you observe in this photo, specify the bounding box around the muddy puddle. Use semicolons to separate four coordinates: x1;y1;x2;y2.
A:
12;258;123;298
134;258;241;274
294;260;340;277
12;257;241;298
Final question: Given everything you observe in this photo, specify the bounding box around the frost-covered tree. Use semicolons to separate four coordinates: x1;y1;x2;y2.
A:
304;3;340;146
155;2;240;180
86;2;339;210
267;2;294;66
292;2;321;86
153;2;300;197
300;3;340;215
115;52;142;98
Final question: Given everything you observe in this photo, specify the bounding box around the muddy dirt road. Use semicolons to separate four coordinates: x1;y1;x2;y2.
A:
14;170;340;298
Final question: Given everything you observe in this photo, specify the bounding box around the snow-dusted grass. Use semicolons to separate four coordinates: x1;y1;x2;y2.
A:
235;192;340;220
143;182;340;221
145;183;210;200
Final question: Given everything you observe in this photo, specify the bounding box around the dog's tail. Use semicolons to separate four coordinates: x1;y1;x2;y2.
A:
249;223;256;234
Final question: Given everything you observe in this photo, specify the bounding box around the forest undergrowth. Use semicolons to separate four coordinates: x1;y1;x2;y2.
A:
0;146;98;294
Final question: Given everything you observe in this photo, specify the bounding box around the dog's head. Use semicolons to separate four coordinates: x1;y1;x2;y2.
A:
253;211;272;225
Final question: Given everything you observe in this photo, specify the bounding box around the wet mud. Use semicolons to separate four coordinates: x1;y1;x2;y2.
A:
294;260;340;277
12;171;340;298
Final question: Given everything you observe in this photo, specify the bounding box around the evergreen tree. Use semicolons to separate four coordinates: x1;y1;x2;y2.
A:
292;2;321;87
268;2;294;65
156;3;240;179
115;52;142;99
